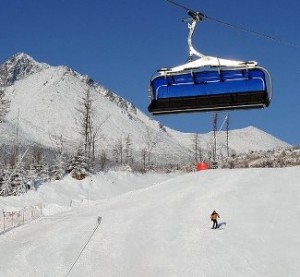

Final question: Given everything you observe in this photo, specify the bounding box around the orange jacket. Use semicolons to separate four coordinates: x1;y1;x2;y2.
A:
211;212;220;221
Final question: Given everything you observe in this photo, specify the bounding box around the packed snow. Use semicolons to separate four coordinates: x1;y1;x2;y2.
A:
0;167;299;277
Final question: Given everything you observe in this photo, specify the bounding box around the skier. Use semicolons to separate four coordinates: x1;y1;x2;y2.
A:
210;210;220;229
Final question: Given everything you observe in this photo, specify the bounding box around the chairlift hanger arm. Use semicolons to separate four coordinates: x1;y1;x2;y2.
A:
188;20;204;59
166;0;206;59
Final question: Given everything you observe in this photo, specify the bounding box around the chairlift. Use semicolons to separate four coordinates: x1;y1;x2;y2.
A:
148;4;272;115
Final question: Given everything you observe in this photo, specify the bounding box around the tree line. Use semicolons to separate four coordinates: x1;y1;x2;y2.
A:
0;88;232;197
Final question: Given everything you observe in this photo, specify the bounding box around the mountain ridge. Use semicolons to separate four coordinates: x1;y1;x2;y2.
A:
0;53;49;87
0;53;290;165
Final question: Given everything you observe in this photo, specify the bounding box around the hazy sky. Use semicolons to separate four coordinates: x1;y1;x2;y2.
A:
1;0;300;144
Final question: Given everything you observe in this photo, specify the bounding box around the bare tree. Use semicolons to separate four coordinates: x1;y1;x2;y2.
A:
124;134;133;166
31;145;43;165
77;89;94;158
29;145;50;183
113;136;123;166
142;127;163;168
226;114;230;158
212;113;218;163
99;150;109;171
8;144;19;169
49;133;65;156
141;147;147;171
77;90;110;164
192;133;202;163
91;114;110;161
0;148;30;196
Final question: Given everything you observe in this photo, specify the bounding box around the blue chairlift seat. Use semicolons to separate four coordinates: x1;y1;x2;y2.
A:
148;68;271;115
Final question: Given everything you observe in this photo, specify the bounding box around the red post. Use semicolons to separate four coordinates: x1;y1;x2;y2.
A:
196;162;209;171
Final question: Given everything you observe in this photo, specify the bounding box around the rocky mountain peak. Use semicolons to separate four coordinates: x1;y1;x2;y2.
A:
0;52;49;87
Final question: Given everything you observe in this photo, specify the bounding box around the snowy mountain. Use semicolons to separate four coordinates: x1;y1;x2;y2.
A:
0;53;290;164
0;53;49;87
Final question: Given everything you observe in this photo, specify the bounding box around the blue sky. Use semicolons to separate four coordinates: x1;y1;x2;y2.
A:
1;0;300;145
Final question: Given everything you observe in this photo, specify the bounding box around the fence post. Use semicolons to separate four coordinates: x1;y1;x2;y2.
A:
1;206;43;233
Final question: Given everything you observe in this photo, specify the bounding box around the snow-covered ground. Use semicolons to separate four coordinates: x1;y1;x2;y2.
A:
0;168;300;277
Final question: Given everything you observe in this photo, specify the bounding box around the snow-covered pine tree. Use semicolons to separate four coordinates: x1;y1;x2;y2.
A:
0;168;7;196
28;146;50;185
50;154;65;180
29;159;49;182
39;163;50;183
0;170;11;196
10;171;27;195
67;150;88;180
26;165;38;190
5;156;27;196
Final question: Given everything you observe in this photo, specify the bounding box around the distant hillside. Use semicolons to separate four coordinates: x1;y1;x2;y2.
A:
223;146;300;168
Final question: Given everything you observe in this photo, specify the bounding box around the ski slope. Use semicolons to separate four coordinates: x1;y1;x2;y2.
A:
0;168;300;277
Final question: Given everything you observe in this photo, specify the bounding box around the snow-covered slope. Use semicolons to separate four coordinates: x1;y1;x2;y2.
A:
0;168;299;276
0;53;290;162
168;125;290;157
216;125;289;154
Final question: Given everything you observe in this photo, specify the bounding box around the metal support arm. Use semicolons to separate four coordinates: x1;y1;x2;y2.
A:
188;19;204;60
